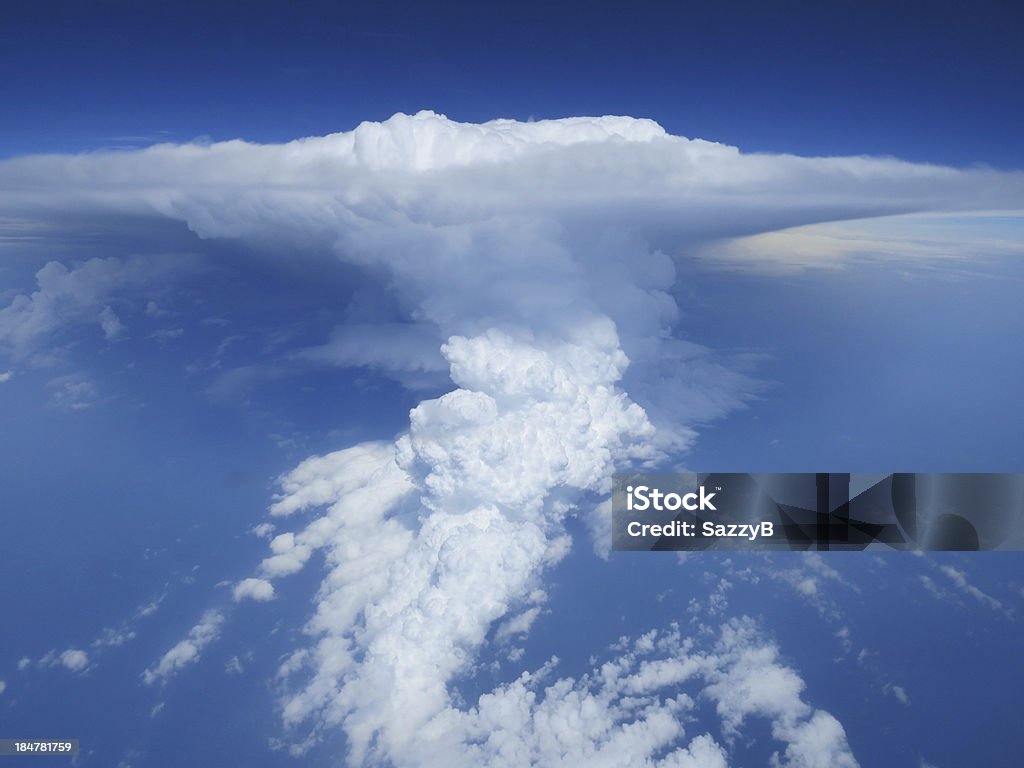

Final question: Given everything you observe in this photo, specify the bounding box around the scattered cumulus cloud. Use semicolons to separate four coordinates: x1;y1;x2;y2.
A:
883;683;911;706
58;648;89;673
249;522;276;539
233;577;275;602
98;305;123;340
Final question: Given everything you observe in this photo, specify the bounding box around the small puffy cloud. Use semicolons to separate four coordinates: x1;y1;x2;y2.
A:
0;680;6;695
883;684;911;706
0;370;11;383
59;649;89;673
16;656;30;671
144;300;169;317
142;610;224;685
98;305;123;340
233;577;275;602
249;522;275;539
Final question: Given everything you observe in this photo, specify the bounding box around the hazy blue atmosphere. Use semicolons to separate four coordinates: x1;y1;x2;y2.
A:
1;2;1023;767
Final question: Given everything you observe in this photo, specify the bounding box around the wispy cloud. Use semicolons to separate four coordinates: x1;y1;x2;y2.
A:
939;564;1005;613
142;610;224;685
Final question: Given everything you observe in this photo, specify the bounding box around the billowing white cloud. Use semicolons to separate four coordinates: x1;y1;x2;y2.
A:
142;610;224;685
258;327;656;760
252;334;860;766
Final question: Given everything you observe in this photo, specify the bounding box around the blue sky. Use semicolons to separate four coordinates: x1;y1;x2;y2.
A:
3;1;1023;165
2;4;1024;768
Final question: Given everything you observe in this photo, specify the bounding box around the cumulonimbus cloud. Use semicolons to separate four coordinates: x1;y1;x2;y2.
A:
2;111;1021;441
4;111;1021;765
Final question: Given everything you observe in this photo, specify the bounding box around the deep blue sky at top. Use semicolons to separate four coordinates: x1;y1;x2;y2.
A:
2;0;1022;167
